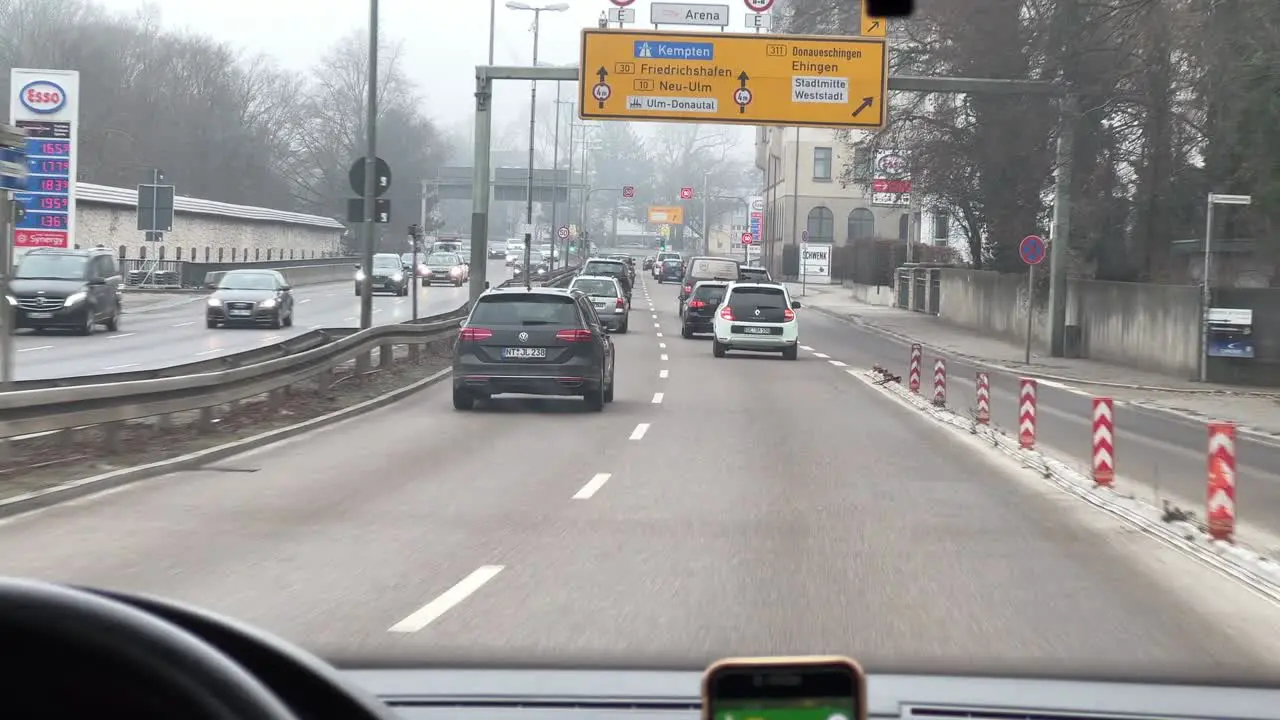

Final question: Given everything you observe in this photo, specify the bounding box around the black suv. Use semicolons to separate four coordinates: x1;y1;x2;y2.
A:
10;246;122;334
680;281;729;338
452;287;616;411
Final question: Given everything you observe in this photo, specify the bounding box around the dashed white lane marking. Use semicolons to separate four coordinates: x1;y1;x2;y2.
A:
653;322;660;328
17;345;52;353
652;392;664;404
195;349;223;356
344;316;356;322
630;423;650;440
172;321;195;327
800;345;814;351
656;332;663;338
573;473;612;500
659;342;667;348
660;353;668;361
299;298;312;304
260;335;281;342
659;369;669;379
309;324;324;330
106;332;137;339
829;360;847;367
103;363;138;370
388;565;504;633
651;314;658;319
813;352;830;359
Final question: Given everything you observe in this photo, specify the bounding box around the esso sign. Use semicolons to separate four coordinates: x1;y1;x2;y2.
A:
19;80;67;114
876;153;908;175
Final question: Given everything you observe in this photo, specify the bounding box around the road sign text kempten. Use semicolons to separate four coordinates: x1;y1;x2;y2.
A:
578;30;888;129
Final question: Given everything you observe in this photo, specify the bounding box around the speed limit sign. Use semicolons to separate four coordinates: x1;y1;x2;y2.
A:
744;0;774;11
557;226;570;240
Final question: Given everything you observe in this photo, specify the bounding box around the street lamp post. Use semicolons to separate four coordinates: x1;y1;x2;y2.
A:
1200;192;1252;382
359;0;379;329
505;2;568;288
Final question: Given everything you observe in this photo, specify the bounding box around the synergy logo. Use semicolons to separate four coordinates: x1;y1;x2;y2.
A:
19;80;67;114
633;41;714;61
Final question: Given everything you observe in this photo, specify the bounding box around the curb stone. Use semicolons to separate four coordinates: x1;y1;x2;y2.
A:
810;304;1280;448
0;366;453;519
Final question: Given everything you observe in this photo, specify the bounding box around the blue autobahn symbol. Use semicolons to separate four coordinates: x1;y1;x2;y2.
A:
633;41;714;61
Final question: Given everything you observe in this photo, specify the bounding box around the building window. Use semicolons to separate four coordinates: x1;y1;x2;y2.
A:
898;214;910;241
848;208;875;241
813;147;832;181
806;206;834;243
933;212;950;240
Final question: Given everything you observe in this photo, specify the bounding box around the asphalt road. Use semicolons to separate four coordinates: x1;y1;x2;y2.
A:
1;276;1280;679
788;300;1280;544
8;260;509;381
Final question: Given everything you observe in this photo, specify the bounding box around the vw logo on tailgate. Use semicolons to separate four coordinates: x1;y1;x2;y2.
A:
518;332;529;343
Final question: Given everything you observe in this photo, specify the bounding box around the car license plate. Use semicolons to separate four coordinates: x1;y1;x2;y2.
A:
229;309;252;317
744;326;773;335
26;312;52;319
503;347;547;359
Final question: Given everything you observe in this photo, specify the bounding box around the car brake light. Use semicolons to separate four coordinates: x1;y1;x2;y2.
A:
683;285;692;294
556;329;594;342
783;308;796;321
615;297;626;309
719;306;734;321
689;299;706;309
459;327;492;341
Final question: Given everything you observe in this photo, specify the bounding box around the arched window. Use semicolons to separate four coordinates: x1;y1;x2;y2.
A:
806;206;834;243
898;214;910;240
847;208;875;241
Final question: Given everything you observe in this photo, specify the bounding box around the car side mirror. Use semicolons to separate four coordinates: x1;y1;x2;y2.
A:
280;285;292;291
791;300;801;309
354;263;361;269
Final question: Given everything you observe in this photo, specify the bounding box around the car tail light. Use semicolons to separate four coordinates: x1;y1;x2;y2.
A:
615;297;626;309
719;306;734;321
783;308;796;321
689;299;706;309
683;284;692;294
556;329;594;342
459;327;492;341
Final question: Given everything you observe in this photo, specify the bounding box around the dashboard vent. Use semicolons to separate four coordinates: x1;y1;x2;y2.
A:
905;705;1173;720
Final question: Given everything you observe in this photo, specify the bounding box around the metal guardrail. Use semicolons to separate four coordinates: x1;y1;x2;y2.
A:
0;264;583;442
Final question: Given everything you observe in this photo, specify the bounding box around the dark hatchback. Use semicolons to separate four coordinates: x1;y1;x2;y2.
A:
658;259;684;283
452;287;616;411
680;281;728;338
205;269;295;329
9;247;123;334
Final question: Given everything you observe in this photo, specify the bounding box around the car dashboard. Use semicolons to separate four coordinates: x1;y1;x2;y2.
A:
6;581;1279;720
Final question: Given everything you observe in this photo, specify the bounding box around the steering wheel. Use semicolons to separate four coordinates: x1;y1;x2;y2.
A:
0;577;298;720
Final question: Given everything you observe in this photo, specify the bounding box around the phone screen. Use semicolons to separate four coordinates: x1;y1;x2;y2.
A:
706;661;861;720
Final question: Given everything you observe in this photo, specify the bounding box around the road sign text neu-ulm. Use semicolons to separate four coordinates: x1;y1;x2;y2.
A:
578;29;887;129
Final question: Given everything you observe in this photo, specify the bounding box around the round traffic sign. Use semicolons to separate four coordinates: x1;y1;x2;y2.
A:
801;229;808;242
741;232;753;245
622;185;635;198
557;226;570;240
592;83;611;102
1019;234;1046;265
610;0;635;5
744;0;774;12
348;157;392;197
733;87;753;106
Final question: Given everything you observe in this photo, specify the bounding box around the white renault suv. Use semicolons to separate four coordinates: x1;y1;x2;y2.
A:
711;282;801;360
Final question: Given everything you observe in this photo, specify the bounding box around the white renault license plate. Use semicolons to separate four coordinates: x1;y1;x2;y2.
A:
26;312;53;319
744;326;772;335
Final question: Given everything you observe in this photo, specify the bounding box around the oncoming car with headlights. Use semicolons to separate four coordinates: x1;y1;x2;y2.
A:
421;252;469;287
355;253;409;296
205;269;294;329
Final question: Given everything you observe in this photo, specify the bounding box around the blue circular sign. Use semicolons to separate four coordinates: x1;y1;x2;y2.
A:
1019;235;1046;265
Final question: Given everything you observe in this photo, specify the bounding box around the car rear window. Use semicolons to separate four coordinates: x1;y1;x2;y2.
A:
572;278;618;296
584;261;626;275
470;295;581;326
692;284;727;303
689;258;739;279
729;286;787;308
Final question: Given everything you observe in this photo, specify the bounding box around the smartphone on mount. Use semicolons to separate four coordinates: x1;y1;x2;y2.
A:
702;657;866;720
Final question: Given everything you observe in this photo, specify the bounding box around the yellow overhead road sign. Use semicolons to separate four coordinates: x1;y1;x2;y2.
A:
859;1;887;38
648;206;685;224
578;29;888;130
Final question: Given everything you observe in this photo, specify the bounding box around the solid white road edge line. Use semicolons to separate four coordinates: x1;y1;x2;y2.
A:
574;473;611;500
388;565;505;633
630;423;650;440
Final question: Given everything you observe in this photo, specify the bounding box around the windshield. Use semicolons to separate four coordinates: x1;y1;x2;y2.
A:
571;278;618;297
217;272;276;290
15;0;1280;690
15;254;87;280
426;253;459;265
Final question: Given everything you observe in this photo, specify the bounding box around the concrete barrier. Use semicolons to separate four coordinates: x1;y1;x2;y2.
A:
203;264;354;289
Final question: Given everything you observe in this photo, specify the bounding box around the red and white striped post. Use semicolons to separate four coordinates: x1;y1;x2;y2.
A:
1018;378;1037;449
908;344;922;393
1206;422;1237;543
932;359;946;406
975;372;990;424
1091;397;1115;487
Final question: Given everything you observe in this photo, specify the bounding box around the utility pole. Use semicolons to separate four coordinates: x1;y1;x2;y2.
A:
359;0;379;329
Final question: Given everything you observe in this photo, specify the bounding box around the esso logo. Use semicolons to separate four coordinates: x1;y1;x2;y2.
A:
876;153;908;175
20;81;67;114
